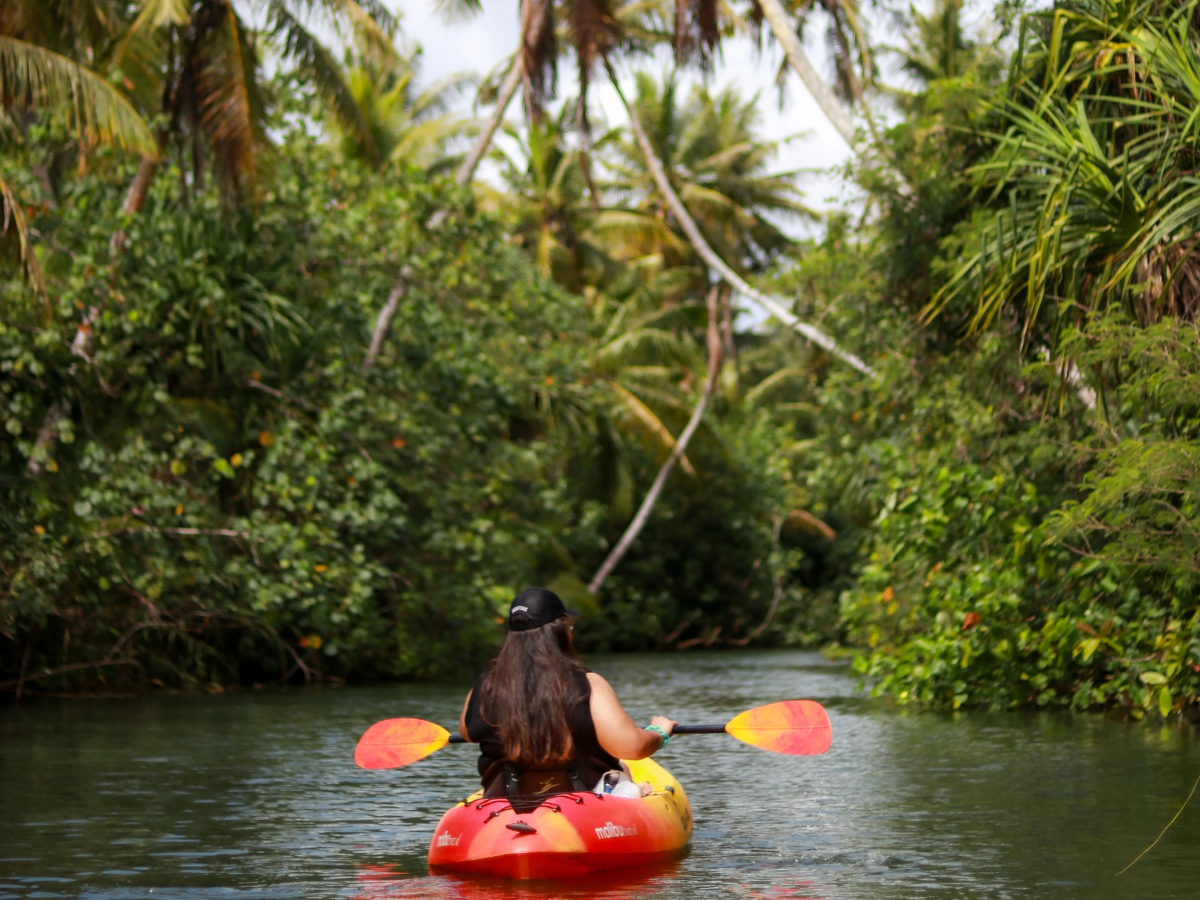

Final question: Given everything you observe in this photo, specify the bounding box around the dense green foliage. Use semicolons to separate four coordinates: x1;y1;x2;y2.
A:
1;100;790;690
815;0;1200;719
3;0;1199;722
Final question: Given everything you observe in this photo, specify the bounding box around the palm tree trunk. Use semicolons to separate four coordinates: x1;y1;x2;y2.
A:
718;282;737;370
756;0;904;190
588;287;722;595
108;155;158;256
362;268;411;374
755;0;863;154
454;56;524;189
604;60;875;377
122;154;160;216
427;0;552;232
110;127;168;257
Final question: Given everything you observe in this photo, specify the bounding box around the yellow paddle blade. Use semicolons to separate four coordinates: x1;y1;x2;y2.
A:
354;718;451;770
725;700;832;756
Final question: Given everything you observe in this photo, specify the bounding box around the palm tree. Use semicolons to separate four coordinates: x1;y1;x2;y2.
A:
582;68;872;592
107;0;396;218
334;44;475;173
587;283;722;593
488;105;596;287
603;73;814;279
601;62;872;374
928;1;1200;337
891;0;974;90
0;7;158;289
531;251;720;563
744;0;904;183
486;100;675;290
435;0;660;199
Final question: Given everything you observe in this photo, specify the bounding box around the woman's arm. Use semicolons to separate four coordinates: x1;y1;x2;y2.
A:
458;690;473;741
587;672;677;760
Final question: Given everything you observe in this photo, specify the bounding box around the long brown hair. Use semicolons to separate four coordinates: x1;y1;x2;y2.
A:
479;614;588;766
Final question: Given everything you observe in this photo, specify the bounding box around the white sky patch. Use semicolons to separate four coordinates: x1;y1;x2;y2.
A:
394;0;854;226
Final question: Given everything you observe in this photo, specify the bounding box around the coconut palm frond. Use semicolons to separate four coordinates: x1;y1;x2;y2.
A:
589;208;691;255
607;379;696;476
268;1;378;165
0;34;156;156
195;3;266;197
744;365;807;407
389;114;477;167
0;172;44;294
434;0;484;23
595;325;697;372
318;0;398;63
409;70;476;120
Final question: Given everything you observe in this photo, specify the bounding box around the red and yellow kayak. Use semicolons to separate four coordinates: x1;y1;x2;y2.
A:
427;758;691;879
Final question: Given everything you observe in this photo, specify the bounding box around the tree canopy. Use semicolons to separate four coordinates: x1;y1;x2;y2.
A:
2;0;1199;721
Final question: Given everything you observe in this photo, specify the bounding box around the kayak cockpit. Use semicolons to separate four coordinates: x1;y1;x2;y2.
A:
427;758;691;879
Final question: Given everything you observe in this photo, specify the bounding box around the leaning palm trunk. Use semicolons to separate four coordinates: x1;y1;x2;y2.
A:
755;0;903;188
455;58;523;188
109;152;159;256
588;287;722;595
424;61;522;231
427;0;551;229
756;0;861;153
604;60;875;377
362;267;412;373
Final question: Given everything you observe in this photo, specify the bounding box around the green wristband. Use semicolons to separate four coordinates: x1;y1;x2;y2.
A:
644;724;670;746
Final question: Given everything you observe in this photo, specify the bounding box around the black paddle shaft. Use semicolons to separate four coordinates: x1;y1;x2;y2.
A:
444;725;726;743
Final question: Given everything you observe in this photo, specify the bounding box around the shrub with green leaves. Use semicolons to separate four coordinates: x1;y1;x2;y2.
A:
0;127;594;688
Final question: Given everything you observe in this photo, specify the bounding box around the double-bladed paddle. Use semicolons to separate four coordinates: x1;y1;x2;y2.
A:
354;699;831;770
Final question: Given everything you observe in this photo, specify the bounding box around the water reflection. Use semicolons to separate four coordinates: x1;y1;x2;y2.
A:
353;862;680;900
1;650;1197;900
351;862;823;900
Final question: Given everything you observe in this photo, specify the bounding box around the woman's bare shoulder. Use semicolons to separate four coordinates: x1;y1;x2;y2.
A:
586;671;615;693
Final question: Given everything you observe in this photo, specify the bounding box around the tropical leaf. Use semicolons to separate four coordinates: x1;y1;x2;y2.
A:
433;0;484;23
319;0;398;63
0;172;44;295
0;34;156;156
594;326;697;372
928;1;1200;336
195;4;265;196
268;1;378;165
607;379;696;476
744;365;807;407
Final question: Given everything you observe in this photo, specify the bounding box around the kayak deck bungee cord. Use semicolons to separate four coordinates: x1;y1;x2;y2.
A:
427;758;690;879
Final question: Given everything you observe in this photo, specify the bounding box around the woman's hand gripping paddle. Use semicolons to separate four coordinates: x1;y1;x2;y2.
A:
353;699;831;770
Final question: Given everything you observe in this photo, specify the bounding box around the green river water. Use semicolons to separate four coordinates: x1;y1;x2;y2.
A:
2;650;1197;899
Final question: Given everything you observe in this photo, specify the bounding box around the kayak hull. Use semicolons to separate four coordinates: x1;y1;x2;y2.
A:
427;757;691;880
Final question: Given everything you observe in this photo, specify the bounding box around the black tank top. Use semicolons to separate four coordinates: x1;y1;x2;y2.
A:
464;668;621;779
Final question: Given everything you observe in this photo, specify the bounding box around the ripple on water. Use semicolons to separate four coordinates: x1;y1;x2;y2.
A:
2;650;1198;900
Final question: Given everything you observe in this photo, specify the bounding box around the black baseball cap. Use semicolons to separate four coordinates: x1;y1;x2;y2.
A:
509;587;580;631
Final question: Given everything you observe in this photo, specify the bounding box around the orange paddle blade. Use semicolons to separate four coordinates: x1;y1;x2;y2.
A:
725;700;832;755
355;718;451;769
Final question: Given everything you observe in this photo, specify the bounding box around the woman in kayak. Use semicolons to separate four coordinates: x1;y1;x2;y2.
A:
459;587;677;800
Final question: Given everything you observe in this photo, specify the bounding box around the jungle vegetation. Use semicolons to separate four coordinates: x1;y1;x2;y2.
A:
2;0;1198;721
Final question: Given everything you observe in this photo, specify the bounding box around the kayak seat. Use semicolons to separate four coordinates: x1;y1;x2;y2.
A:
481;759;592;813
